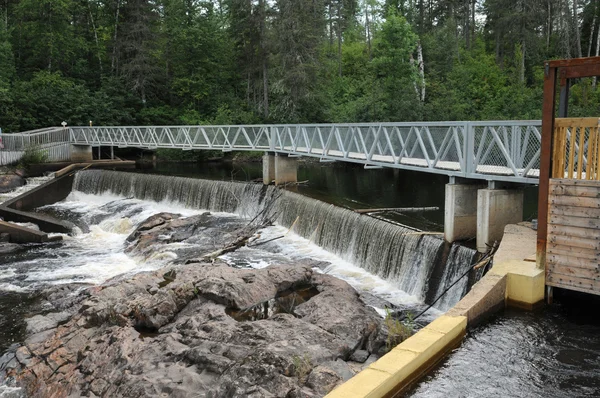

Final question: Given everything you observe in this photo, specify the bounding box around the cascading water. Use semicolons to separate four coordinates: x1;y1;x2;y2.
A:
73;170;479;309
73;169;277;218
432;244;479;311
276;191;445;301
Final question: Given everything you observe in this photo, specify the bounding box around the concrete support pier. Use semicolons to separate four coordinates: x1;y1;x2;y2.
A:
262;152;275;185
444;178;485;243
70;145;93;162
476;184;524;252
263;153;298;186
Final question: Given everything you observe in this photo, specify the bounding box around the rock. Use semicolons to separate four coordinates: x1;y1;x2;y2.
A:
15;262;388;398
0;174;24;193
0;233;10;242
25;315;58;335
306;366;343;396
349;349;369;363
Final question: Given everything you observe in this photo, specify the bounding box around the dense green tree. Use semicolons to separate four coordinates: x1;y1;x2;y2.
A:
0;0;598;133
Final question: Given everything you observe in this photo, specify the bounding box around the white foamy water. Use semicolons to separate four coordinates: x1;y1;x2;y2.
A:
0;176;52;204
0;191;210;291
240;225;427;308
0;187;431;316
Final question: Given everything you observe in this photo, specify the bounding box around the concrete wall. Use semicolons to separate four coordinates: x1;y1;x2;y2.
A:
476;189;523;252
70;145;93;163
444;183;484;242
2;173;75;211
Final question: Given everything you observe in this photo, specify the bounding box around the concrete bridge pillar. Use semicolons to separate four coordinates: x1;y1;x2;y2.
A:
70;144;93;162
477;183;524;253
263;152;298;185
444;178;485;243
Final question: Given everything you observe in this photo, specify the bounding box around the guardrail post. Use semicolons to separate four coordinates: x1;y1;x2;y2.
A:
464;122;475;177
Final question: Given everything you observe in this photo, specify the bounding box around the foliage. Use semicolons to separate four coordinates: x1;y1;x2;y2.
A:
291;353;312;382
17;145;49;169
384;308;414;351
0;0;598;134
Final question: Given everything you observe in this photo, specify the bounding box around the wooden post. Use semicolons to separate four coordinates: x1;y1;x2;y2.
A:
536;63;557;271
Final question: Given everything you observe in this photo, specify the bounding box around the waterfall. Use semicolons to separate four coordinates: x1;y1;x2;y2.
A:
432;244;479;311
73;170;277;218
276;191;445;301
73;170;478;307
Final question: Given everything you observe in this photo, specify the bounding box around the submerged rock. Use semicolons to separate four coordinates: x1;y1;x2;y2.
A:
13;262;387;398
0;174;25;194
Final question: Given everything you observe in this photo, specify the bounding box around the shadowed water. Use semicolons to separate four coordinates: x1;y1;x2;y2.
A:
407;299;600;397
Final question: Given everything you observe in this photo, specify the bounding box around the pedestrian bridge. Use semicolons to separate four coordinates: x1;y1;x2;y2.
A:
1;121;542;184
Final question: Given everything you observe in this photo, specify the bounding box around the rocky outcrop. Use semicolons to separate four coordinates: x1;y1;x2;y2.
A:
11;262;387;398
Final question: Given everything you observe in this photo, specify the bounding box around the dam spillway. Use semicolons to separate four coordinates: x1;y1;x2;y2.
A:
73;169;478;309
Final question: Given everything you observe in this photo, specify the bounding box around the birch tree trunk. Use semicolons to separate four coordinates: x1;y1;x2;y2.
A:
588;0;598;57
111;0;121;74
88;1;103;76
594;16;600;89
573;0;582;58
417;41;425;102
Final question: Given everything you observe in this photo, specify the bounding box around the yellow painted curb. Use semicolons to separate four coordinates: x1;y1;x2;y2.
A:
325;315;467;398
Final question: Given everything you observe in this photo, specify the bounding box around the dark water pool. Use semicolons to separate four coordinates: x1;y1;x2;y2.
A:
407;292;600;397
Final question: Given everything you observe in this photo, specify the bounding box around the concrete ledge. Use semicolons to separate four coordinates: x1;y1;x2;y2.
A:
2;173;75;211
0;207;74;234
325;316;467;398
0;221;61;244
446;273;507;325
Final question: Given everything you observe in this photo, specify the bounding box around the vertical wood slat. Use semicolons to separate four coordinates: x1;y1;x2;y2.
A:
552;126;567;178
568;126;576;178
588;127;597;180
558;126;567;178
577;125;586;179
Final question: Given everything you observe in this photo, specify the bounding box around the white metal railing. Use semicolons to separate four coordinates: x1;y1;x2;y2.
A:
1;122;543;183
0;127;71;165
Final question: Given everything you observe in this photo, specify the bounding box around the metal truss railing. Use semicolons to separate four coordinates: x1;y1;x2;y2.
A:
1;122;543;183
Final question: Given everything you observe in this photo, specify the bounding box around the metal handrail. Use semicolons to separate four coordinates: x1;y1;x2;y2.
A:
0;121;543;183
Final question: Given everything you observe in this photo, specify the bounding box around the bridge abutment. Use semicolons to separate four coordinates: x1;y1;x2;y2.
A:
476;185;524;252
263;153;298;185
70;145;93;162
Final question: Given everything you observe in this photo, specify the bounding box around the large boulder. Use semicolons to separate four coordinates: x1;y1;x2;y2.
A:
12;262;387;398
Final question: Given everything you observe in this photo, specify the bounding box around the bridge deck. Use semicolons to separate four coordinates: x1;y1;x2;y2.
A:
1;121;542;184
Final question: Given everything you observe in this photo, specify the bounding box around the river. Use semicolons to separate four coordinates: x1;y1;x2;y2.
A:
8;161;594;398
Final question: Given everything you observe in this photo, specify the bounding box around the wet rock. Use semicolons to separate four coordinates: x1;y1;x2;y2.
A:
0;174;24;193
349;349;369;363
0;233;10;242
16;263;387;398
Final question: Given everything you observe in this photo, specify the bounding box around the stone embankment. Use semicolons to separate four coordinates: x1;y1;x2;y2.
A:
4;212;392;398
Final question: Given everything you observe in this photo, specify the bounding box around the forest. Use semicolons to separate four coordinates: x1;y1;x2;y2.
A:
0;0;599;133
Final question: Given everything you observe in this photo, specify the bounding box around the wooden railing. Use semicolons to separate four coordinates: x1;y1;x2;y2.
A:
552;117;600;179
